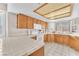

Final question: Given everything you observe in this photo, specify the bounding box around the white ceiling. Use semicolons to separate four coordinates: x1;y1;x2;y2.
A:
12;3;44;10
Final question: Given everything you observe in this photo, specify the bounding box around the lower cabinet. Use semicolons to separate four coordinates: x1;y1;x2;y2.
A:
44;34;54;42
44;34;79;52
54;34;63;44
29;47;44;56
54;34;69;45
61;35;69;45
69;36;79;51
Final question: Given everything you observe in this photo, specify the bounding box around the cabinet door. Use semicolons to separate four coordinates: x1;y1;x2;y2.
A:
28;17;33;29
54;34;63;44
40;21;48;28
54;34;58;42
69;36;79;51
45;22;48;28
47;34;51;42
62;35;69;45
44;34;48;42
36;19;40;24
17;14;27;28
68;36;76;48
74;39;79;51
44;34;54;42
59;35;64;44
50;34;54;42
33;18;36;23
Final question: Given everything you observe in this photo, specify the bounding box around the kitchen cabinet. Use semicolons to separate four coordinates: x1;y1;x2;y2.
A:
37;20;41;24
62;35;69;45
54;34;69;45
44;22;47;28
17;14;34;29
50;34;54;42
44;34;69;45
44;34;48;42
54;34;79;51
69;36;76;48
29;47;44;56
28;17;34;29
68;36;79;51
17;14;48;29
54;34;63;44
74;39;79;51
40;20;48;28
45;33;79;52
47;34;51;42
17;14;27;29
33;18;37;23
35;20;48;28
44;34;54;42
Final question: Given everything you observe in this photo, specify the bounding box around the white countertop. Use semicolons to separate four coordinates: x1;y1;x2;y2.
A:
3;35;44;56
44;32;79;36
69;33;79;36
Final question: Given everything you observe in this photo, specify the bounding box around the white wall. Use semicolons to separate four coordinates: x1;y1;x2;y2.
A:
0;4;7;11
8;12;27;34
48;22;55;32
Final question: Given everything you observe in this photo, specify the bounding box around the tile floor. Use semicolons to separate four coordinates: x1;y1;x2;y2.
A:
44;43;79;56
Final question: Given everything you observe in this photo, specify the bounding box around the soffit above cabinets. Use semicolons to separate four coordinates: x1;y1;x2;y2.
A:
34;3;73;20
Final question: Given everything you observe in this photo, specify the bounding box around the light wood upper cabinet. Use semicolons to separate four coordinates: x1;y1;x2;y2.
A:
45;22;48;28
17;14;48;29
39;20;48;28
33;19;48;29
28;17;34;29
17;14;27;29
33;18;37;24
17;14;33;29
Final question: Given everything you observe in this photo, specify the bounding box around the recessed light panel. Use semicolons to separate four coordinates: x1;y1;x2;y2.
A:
34;3;72;20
